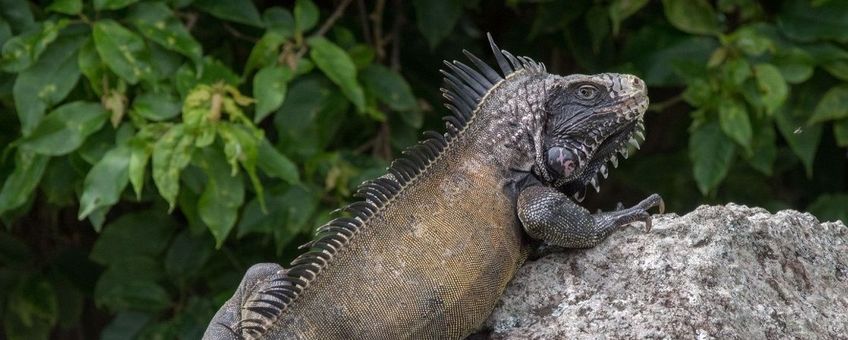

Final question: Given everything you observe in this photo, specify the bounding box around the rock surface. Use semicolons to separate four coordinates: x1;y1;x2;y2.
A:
479;204;848;339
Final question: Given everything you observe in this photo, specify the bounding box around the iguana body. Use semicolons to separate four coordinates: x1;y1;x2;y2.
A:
204;35;662;339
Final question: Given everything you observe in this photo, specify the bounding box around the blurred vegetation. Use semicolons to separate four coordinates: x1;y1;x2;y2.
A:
0;0;846;338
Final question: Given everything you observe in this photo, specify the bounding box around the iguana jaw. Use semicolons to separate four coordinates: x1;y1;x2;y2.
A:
558;118;646;201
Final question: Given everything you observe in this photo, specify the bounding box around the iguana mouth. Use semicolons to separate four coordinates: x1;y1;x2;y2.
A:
557;118;645;201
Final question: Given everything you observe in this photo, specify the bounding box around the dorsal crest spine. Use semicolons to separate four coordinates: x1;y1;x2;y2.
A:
231;33;546;339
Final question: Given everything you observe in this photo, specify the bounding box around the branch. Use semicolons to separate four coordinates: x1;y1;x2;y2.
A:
388;0;405;71
223;23;258;43
648;95;684;113
370;0;387;61
294;0;355;60
357;0;373;46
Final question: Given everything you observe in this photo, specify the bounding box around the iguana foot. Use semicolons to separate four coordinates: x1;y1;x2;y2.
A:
518;186;664;249
596;193;664;232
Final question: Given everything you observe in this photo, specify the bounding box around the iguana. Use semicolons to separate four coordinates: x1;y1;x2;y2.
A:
203;34;663;340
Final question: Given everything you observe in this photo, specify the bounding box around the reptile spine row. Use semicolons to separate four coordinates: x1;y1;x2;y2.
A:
227;34;544;339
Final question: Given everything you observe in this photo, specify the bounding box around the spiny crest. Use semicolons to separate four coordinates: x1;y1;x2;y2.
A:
440;33;546;135
231;33;545;339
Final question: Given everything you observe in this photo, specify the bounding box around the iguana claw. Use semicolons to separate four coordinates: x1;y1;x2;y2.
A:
621;193;664;232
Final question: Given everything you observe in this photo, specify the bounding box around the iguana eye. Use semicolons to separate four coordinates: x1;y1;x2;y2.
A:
576;84;599;100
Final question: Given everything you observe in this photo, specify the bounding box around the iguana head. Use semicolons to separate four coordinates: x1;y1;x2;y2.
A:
538;73;648;201
437;34;649;201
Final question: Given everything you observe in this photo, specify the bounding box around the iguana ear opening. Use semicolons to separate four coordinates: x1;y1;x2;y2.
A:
545;147;578;178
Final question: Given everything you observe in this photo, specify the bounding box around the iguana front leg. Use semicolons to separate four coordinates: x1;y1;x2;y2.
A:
517;186;664;248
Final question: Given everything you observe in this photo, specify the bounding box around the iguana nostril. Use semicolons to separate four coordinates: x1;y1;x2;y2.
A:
546;147;577;178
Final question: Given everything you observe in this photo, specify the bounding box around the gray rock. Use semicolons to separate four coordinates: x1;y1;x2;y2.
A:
481;204;848;339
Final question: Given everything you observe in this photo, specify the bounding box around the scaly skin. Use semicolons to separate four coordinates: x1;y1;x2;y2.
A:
204;36;662;340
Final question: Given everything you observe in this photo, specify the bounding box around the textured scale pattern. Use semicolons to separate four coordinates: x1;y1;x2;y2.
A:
268;138;528;338
219;34;543;340
204;33;659;340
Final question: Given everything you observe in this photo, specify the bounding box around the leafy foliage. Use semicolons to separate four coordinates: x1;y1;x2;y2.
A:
0;0;845;338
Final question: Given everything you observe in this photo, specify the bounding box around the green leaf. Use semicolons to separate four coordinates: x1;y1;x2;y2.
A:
729;25;772;56
90;211;176;265
808;85;848;124
100;312;151;340
196;148;244;247
412;0;463;47
237;194;283;237
773;47;815;84
128;2;202;65
294;0;319;33
4;276;57;340
94;0;138;10
823;62;848;82
585;5;610;54
348;44;375;70
753;63;788;114
164;231;214;282
690;121;735;194
777;0;848;43
77;39;107;96
273;185;319;251
721;58;752;86
243;31;286;77
175;57;240;96
148;46;183;83
193;0;262;27
253;65;292;122
662;0;720;35
609;0;649;35
78;145;131;220
87;207;109;231
0;0;35;33
274;76;349;157
623;26;718;86
804;43;848;81
718;99;752;151
399;108;424;129
99;256;163;283
181;85;216;147
218;123;263;208
13;32;85;134
263;7;295;37
1;20;67;72
807;194;848;223
128;138;150;199
39;156;77;207
152;124;194;209
257;139;300;184
0;151;48;216
0;20;11;46
77;125;117;164
92;20;154;84
53;265;85;330
132;91;181;122
775;84;823;177
94;274;171;312
47;0;82;15
835;119;848;147
361;64;417;112
18;101;108;156
237;185;317;242
745;121;777;175
309;37;365;112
